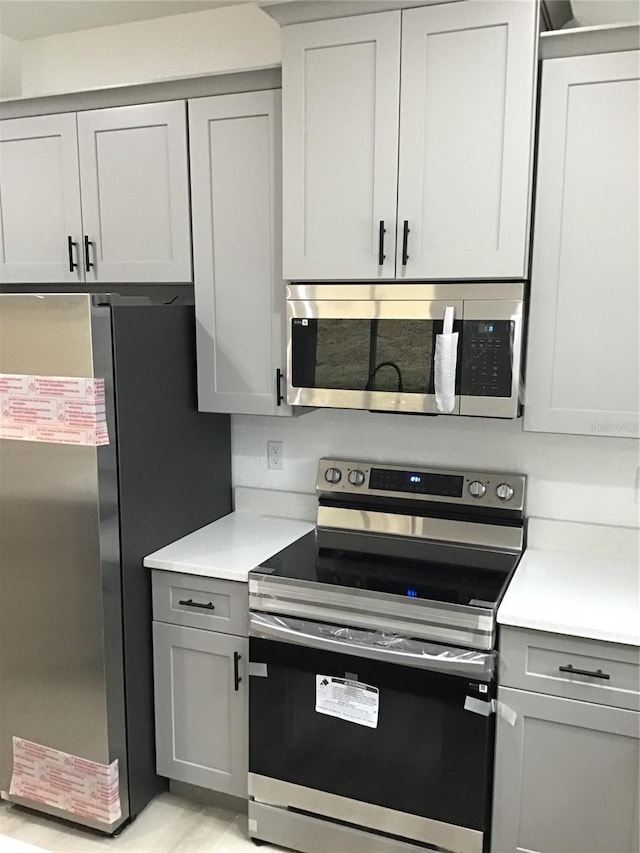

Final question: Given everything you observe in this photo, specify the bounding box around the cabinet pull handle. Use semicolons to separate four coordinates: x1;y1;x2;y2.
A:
559;664;610;680
276;369;285;407
234;651;242;691
67;236;78;272
178;598;215;611
402;220;410;266
84;236;94;272
378;221;386;266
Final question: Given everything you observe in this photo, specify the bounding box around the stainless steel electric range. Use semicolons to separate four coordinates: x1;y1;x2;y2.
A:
247;458;526;853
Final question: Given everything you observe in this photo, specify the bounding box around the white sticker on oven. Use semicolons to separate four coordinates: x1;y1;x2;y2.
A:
315;676;379;728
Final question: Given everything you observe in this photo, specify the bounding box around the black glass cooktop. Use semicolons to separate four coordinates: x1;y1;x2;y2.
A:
255;530;520;609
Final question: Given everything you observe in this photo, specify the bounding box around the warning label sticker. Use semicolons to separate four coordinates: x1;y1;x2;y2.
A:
0;374;109;447
9;737;121;825
315;676;379;729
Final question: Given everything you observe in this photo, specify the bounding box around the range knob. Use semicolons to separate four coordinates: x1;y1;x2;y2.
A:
348;469;366;486
324;467;342;484
496;483;514;501
468;480;486;498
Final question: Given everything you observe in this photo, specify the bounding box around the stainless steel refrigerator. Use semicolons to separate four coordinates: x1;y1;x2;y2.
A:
0;293;232;833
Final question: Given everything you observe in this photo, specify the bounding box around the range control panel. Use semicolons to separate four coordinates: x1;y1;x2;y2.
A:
317;458;526;512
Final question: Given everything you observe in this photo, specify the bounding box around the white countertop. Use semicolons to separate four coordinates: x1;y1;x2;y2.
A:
498;548;640;646
143;512;314;582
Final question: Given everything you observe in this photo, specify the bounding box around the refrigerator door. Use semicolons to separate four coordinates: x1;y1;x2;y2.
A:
0;294;128;831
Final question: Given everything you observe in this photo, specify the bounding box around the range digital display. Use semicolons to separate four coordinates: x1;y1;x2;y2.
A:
369;468;463;497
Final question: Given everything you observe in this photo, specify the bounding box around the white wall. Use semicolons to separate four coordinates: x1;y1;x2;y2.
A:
12;1;640;98
569;1;640;26
19;3;281;97
1;34;22;98
232;410;640;528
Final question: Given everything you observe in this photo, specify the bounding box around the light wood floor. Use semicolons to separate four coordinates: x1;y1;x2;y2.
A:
0;793;284;853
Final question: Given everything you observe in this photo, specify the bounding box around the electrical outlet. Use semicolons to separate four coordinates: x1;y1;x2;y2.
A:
268;440;284;470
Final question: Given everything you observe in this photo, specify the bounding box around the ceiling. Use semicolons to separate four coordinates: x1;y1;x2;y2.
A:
0;0;638;41
0;0;253;40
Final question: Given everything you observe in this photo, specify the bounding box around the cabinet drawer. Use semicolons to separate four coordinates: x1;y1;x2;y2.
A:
152;570;247;636
499;627;640;711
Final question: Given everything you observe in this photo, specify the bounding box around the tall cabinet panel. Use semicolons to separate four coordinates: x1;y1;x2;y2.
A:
524;50;639;437
76;101;192;283
190;90;291;415
397;0;537;280
282;13;401;280
0;113;83;283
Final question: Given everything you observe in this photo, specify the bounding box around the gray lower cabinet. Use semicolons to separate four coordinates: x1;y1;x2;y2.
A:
153;621;248;797
491;685;640;853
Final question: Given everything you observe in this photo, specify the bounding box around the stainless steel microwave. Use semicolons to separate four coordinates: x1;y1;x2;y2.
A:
286;282;525;418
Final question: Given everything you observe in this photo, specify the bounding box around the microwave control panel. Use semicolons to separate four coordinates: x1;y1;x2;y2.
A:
460;321;513;398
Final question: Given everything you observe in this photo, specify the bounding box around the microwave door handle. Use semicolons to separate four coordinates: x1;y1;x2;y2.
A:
248;612;494;680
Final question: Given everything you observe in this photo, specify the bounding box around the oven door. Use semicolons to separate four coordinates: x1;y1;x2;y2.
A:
248;616;495;853
287;294;464;415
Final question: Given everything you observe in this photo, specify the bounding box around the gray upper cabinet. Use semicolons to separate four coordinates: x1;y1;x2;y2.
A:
396;0;538;280
76;101;191;283
0;101;192;284
524;49;640;437
0;113;83;284
189;89;291;416
281;12;401;280
491;686;640;853
281;0;538;281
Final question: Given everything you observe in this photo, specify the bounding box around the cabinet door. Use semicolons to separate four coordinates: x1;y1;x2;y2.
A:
153;622;248;797
524;51;639;437
0;113;83;283
282;12;400;280
77;101;191;282
397;1;537;280
189;91;290;416
491;687;640;853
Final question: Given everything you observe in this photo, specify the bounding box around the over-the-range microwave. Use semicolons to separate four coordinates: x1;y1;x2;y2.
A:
286;282;525;418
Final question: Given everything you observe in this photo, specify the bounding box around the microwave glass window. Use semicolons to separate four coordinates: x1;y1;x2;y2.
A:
372;320;434;393
316;319;371;390
291;319;443;393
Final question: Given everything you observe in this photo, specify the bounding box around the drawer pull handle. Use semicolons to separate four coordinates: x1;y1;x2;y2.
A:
276;368;285;407
84;235;94;272
178;598;215;611
378;220;386;266
67;236;78;272
559;664;610;680
402;220;410;265
234;651;242;691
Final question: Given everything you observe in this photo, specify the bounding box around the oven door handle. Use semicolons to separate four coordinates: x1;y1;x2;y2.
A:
249;612;495;680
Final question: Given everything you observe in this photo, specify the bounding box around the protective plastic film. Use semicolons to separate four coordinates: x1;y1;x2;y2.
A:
249;612;494;679
0;373;109;446
9;737;120;825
